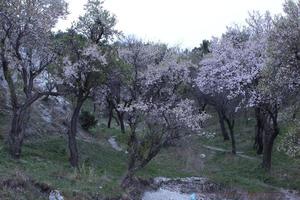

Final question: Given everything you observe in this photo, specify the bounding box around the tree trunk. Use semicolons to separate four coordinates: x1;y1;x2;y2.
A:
121;127;139;188
121;151;137;188
262;135;274;171
217;110;230;141
8;108;27;158
121;168;137;189
228;122;236;154
292;111;297;120
107;107;113;128
224;116;236;154
68;98;84;168
262;115;279;171
116;110;125;133
254;107;264;155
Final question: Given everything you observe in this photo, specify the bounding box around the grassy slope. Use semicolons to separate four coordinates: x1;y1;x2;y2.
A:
0;122;195;199
0;110;299;199
200;113;300;193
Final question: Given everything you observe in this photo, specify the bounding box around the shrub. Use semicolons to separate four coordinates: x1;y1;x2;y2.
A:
79;111;98;131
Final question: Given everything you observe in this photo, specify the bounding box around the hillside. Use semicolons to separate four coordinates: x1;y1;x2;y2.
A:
0;102;299;199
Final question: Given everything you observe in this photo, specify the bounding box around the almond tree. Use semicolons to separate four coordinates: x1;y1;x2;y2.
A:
57;32;107;167
257;0;300;170
195;10;296;170
57;0;118;167
119;49;208;188
195;26;254;154
0;0;67;158
102;37;167;133
104;50;132;133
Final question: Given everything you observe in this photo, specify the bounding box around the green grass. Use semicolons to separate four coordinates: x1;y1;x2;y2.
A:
198;113;300;193
0;127;197;199
0;136;128;199
0;110;299;199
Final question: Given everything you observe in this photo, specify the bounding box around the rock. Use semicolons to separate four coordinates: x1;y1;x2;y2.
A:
108;136;123;151
142;188;191;200
49;190;64;200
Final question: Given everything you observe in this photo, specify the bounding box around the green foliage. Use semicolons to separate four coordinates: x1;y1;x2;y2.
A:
79;111;98;131
277;120;300;158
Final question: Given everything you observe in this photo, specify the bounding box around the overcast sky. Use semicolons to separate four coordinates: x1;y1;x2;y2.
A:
56;0;285;49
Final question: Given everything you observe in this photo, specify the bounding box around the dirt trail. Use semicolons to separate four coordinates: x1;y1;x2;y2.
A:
201;144;259;161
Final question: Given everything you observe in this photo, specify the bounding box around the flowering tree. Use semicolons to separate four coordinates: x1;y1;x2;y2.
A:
255;1;300;170
268;0;300;162
119;48;208;188
195;26;255;154
0;0;67;158
103;52;132;133
56;0;118;167
101;37;168;133
195;9;300;170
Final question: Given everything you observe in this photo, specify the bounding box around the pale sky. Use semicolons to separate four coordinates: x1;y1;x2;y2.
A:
56;0;285;49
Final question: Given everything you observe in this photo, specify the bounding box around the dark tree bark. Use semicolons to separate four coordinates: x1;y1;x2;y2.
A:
68;97;85;168
107;106;113;128
262;106;279;171
254;107;264;155
8;108;27;158
1;29;61;158
116;110;125;133
121;127;139;188
2;49;58;158
217;110;230;141
262;131;276;171
224;117;236;154
121;124;162;188
107;99;121;128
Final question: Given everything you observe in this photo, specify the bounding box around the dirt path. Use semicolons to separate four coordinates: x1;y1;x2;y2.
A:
201;144;259;161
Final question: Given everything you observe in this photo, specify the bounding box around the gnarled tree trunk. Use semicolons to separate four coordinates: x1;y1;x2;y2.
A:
68;97;85;168
121;128;139;188
262;108;279;171
262;127;278;171
8;108;27;158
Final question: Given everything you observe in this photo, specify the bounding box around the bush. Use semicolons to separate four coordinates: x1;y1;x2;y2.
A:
79;111;98;131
